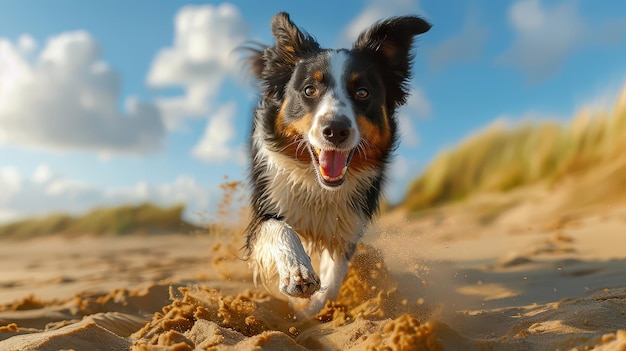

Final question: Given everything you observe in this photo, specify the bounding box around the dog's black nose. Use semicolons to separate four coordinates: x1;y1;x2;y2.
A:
321;118;351;145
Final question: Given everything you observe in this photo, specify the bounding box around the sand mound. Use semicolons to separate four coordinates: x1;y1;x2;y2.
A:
130;286;301;350
1;201;626;350
127;244;443;350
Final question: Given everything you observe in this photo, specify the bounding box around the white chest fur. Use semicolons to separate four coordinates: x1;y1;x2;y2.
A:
255;144;376;255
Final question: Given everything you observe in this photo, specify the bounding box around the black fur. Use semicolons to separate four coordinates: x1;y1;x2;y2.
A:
243;12;430;304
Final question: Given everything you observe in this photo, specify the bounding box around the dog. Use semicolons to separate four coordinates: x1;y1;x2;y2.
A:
244;12;431;317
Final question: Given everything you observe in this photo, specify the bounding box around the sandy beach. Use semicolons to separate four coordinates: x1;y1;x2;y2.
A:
1;181;626;351
2;1;626;350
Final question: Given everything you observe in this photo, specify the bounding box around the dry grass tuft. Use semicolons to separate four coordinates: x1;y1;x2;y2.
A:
0;177;251;240
402;86;626;212
0;203;196;239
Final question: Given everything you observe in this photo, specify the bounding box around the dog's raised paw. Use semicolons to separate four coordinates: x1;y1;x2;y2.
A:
280;263;321;298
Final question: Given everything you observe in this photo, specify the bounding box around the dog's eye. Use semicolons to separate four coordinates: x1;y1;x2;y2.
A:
355;88;369;100
303;85;318;97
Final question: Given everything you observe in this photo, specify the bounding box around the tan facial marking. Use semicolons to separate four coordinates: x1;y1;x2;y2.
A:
274;97;290;133
312;70;324;82
285;113;314;137
380;104;391;132
350;72;361;84
274;98;314;162
351;107;392;170
356;115;390;150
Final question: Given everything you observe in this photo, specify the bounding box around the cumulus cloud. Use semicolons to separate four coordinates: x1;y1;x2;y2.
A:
397;115;420;147
427;11;488;71
147;3;246;87
0;167;21;206
387;87;431;202
339;0;424;46
191;102;246;164
497;0;587;82
396;87;431;147
0;165;216;224
154;84;215;130
387;155;421;203
147;3;249;129
32;164;53;184
16;34;37;57
0;31;164;154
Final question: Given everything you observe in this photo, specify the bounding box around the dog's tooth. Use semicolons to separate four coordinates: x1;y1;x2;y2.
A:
341;166;347;176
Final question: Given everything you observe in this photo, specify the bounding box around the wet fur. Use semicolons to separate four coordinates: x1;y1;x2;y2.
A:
243;12;430;317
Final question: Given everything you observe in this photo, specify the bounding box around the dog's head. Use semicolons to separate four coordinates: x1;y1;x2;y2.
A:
248;13;430;189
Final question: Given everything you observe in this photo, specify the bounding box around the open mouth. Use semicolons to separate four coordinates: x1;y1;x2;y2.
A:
308;144;355;188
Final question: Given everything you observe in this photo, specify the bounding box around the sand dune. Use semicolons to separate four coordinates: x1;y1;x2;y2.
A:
1;185;626;350
3;86;626;350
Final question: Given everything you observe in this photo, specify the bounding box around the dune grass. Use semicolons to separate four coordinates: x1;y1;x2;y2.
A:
0;203;198;239
402;87;626;212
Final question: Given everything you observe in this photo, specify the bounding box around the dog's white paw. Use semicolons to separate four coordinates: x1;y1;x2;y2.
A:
297;294;328;319
279;263;321;298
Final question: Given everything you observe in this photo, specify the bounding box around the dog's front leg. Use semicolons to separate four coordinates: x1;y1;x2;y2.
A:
250;218;321;298
299;246;353;318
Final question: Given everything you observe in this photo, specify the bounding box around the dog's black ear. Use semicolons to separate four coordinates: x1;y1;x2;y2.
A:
354;16;431;107
245;13;320;101
247;12;321;101
270;12;321;66
240;43;266;81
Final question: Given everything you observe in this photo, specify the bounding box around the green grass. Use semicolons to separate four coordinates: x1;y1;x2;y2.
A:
0;203;198;239
401;88;626;212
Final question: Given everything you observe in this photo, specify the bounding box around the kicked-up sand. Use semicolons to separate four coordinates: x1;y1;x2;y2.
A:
1;184;626;350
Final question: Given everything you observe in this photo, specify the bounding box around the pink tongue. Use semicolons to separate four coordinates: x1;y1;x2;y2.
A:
319;150;347;178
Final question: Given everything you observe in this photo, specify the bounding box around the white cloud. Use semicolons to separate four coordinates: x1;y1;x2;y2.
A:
427;11;488;71
0;167;22;205
104;175;213;215
147;3;246;87
147;3;248;128
498;0;587;82
155;84;216;130
0;166;25;223
339;0;424;46
386;155;421;203
32;164;53;184
191;102;246;164
0;165;218;225
398;114;420;147
16;34;37;57
387;87;431;202
0;31;164;154
396;87;431;147
390;156;410;179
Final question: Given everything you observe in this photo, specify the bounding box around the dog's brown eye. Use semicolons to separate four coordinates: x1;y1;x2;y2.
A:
304;85;318;97
355;87;369;99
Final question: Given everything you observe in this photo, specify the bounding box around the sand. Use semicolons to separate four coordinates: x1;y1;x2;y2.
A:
1;185;626;350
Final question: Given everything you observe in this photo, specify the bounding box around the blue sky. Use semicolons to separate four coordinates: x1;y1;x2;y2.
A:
1;0;626;224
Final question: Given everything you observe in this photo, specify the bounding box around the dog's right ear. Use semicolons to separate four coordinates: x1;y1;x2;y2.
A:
270;12;321;66
244;13;320;101
353;16;431;109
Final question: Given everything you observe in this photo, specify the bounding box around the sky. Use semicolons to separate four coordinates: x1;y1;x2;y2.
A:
1;0;626;224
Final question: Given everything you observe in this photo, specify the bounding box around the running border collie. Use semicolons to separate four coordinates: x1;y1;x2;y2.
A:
244;12;430;317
